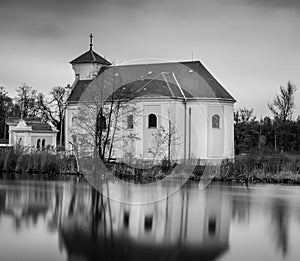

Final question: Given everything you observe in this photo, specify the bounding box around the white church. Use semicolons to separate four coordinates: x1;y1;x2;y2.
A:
65;36;235;164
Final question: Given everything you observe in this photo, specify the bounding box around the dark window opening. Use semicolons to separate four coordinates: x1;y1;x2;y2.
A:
208;217;217;236
42;139;45;150
144;215;153;232
127;115;133;129
212;114;220;128
148;114;157;128
97;114;107;130
37;139;41;149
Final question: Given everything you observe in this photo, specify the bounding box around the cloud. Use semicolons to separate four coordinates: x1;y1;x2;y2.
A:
0;0;144;14
246;0;300;10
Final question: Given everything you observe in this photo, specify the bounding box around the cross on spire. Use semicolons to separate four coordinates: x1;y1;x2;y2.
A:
89;33;93;50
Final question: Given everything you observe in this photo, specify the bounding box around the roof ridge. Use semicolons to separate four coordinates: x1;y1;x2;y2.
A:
90;49;96;62
70;49;111;65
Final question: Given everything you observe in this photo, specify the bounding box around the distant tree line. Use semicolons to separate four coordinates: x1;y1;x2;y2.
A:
1;81;299;155
235;81;299;154
0;84;67;146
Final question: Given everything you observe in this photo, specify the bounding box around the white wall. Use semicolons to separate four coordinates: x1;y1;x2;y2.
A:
72;63;102;80
65;98;235;161
65;105;78;151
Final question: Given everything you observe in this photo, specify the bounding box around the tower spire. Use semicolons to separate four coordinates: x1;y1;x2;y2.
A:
89;33;93;50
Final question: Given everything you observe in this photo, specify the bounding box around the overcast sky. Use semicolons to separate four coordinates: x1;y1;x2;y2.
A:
0;0;299;118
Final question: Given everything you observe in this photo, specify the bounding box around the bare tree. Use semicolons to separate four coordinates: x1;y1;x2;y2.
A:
268;81;297;123
148;117;181;164
15;83;40;118
37;86;67;146
234;107;256;124
0;86;13;139
71;70;141;162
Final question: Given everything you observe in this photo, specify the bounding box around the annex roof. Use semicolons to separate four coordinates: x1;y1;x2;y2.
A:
6;118;58;132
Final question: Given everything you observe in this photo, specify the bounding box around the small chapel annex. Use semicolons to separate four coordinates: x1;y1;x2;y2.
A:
65;36;236;164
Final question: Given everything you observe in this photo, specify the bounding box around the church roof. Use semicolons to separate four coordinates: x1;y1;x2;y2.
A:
108;79;193;100
67;61;235;103
67;79;93;103
70;49;111;65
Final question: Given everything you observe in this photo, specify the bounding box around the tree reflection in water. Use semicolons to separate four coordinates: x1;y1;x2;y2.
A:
270;199;289;257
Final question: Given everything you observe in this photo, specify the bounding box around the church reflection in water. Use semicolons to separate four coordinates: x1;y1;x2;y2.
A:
58;182;231;261
0;180;232;261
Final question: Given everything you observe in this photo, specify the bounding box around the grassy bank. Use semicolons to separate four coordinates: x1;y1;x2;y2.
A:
1;148;299;184
111;154;300;184
215;153;300;184
0;147;77;175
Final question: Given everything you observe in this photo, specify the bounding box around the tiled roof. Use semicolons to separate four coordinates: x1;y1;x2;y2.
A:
67;61;235;103
70;49;111;65
6;117;57;132
109;79;192;100
27;123;53;131
67;80;93;102
6;117;42;126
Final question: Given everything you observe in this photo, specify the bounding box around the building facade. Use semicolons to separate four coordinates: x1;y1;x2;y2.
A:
7;118;58;150
65;41;235;163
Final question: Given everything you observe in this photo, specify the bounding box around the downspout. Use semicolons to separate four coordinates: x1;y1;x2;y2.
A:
172;73;187;164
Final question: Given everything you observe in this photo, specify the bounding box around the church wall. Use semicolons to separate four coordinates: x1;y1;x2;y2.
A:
142;103;161;158
205;101;234;160
65;105;78;151
65;99;234;162
207;104;225;158
188;102;208;162
224;104;235;158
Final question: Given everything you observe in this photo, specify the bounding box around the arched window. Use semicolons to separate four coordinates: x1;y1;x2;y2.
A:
127;114;133;129
42;139;45;150
100;116;106;130
148;114;157;128
212;114;220;128
37;139;41;149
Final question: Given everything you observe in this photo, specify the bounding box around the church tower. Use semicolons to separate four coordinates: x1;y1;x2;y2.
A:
70;34;111;80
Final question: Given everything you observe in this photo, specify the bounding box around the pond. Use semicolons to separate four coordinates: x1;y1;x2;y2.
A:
0;178;300;261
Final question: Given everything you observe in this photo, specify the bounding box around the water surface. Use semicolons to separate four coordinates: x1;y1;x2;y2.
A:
0;179;300;261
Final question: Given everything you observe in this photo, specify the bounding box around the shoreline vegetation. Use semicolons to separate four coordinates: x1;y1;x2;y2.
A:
0;147;299;185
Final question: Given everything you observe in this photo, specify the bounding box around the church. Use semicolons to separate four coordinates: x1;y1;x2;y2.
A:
65;36;235;164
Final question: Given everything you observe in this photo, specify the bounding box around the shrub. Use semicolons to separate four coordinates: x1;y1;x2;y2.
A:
15;154;30;173
40;152;60;174
3;149;20;172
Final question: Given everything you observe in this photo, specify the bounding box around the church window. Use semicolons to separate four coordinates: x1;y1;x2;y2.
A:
212;114;220;128
148;114;157;128
97;114;106;130
37;139;41;149
127;115;133;129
